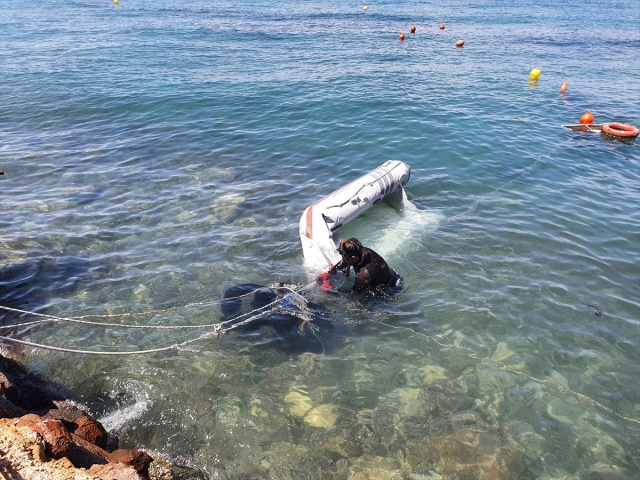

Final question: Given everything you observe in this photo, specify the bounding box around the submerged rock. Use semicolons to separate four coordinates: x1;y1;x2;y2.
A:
419;364;448;383
407;430;527;479
347;455;405;480
284;390;313;418
304;404;337;430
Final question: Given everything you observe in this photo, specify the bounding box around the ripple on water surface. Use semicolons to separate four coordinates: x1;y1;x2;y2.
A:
1;0;639;478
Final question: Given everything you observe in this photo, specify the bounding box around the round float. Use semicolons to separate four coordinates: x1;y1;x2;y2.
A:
529;67;541;80
580;111;595;124
601;123;639;138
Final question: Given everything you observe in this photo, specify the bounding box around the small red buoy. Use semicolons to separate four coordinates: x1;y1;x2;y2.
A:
399;33;405;41
410;25;416;34
456;39;465;47
580;111;595;124
440;23;445;30
559;81;568;93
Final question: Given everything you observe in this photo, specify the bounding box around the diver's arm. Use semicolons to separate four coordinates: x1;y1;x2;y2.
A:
351;268;371;293
328;258;350;275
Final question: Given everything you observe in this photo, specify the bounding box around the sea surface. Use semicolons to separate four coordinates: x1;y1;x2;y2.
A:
1;0;639;478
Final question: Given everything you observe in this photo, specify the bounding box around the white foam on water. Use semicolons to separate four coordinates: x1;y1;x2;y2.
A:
99;398;151;433
336;198;443;262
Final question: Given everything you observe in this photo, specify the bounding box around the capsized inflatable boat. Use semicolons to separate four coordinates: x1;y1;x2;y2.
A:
299;160;411;272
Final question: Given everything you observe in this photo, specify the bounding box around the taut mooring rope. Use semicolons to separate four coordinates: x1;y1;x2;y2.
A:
0;284;313;355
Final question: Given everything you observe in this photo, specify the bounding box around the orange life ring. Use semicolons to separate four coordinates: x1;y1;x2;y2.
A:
602;122;639;138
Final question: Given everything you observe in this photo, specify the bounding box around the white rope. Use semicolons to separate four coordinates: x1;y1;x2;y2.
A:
446;153;546;223
0;284;315;355
0;328;221;355
0;285;308;331
0;305;214;330
445;137;576;224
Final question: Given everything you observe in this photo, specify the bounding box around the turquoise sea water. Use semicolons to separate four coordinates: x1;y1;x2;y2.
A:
1;0;639;478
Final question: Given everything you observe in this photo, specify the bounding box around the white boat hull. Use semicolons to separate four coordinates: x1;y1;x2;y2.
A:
299;160;411;272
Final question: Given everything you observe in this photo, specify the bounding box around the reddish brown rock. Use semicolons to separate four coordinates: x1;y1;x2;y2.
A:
41;402;110;450
69;432;110;468
75;415;108;449
89;462;144;480
110;449;153;476
15;413;42;429
45;400;86;424
18;415;112;470
1;354;165;479
33;418;74;458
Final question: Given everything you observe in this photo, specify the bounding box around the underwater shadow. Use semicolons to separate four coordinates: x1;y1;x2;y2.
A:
0;255;112;328
0;352;74;411
218;283;365;355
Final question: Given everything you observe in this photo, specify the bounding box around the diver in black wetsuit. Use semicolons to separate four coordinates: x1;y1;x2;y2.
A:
219;239;400;352
319;238;401;294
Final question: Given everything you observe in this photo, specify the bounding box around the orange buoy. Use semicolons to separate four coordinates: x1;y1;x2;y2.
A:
456;39;464;47
580;111;595;124
439;23;445;30
559;81;568;93
399;33;405;41
410;25;416;34
602;123;639;138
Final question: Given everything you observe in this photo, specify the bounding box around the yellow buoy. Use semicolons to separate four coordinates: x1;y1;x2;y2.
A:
114;0;119;4
529;67;541;80
363;6;368;10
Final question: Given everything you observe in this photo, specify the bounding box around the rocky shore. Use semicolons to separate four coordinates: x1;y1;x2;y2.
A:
0;351;173;480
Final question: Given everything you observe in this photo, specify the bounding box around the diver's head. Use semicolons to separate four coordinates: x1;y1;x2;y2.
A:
338;238;363;264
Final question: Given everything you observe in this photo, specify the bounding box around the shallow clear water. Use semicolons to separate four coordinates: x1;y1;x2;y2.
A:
1;0;639;478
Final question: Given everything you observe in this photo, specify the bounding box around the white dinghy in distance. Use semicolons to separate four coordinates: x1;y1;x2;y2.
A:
299;160;411;272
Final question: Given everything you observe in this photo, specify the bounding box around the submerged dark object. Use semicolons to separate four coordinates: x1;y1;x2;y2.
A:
0;256;112;325
219;284;354;354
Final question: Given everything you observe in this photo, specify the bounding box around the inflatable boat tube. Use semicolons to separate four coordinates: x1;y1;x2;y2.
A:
299;160;411;272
